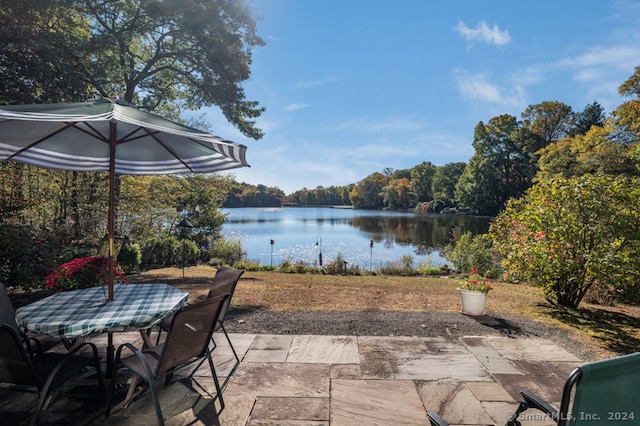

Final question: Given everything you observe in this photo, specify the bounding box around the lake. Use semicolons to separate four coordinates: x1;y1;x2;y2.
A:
221;207;491;269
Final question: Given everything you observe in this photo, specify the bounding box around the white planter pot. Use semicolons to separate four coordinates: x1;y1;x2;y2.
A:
457;288;487;316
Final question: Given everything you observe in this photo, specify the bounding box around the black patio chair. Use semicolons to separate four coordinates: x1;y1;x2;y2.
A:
428;351;640;426
107;294;230;426
0;283;60;357
155;266;245;389
0;323;104;426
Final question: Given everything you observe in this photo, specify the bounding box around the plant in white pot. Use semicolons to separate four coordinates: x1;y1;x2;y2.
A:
457;268;492;316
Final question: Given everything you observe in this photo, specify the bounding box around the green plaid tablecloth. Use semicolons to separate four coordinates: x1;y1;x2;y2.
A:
15;284;188;339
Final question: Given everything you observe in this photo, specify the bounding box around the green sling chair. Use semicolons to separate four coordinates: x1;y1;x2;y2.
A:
508;351;640;426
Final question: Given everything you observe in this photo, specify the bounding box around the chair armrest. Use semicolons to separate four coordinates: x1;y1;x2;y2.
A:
23;336;43;358
521;390;558;420
427;411;449;426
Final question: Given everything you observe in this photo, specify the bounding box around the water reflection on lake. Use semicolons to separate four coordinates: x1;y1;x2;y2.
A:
221;207;490;269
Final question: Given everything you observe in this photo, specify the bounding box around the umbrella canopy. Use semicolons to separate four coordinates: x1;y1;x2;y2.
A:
0;98;249;300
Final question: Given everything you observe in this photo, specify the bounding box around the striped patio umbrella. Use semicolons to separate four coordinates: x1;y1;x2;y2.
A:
0;98;249;300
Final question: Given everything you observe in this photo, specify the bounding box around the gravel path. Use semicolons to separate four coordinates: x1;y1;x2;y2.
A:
224;308;597;361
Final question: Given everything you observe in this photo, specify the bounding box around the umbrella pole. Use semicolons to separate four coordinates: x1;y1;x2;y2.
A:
107;121;117;376
108;121;116;302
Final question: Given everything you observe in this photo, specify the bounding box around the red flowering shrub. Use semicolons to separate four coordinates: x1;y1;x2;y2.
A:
45;256;127;292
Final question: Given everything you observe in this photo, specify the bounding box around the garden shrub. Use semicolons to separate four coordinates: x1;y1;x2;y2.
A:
416;259;442;276
179;239;201;266
141;234;181;267
278;259;294;273
117;242;142;274
379;256;417;276
0;221;67;289
444;232;500;278
45;256;127;291
491;175;640;309
209;237;246;266
234;259;271;271
278;259;309;274
324;253;348;274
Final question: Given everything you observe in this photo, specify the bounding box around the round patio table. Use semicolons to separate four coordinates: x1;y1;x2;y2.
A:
15;283;189;374
15;284;188;339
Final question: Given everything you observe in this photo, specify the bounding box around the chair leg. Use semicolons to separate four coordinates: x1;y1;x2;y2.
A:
122;374;140;409
220;325;240;390
147;375;164;426
506;400;527;426
30;389;50;426
39;389;57;411
221;325;240;364
155;326;164;346
206;352;225;414
188;330;238;395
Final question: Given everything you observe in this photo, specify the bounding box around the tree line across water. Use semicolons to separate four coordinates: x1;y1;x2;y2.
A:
228;92;633;217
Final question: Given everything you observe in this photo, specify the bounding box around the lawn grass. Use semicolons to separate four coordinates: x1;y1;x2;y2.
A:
131;265;640;357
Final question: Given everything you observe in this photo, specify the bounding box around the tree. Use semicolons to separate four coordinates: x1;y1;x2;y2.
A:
535;121;639;182
491;175;640;308
391;169;412;180
349;172;388;209
534;137;579;182
410;162;437;202
431;162;466;203
382;178;414;210
0;0;90;104
570;101;606;137
455;115;534;214
0;0;265;139
521;101;574;155
224;182;284;207
614;65;640;145
455;154;502;214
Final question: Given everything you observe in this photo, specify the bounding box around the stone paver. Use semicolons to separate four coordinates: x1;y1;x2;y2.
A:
466;382;514;402
418;381;494;425
463;337;523;375
391;351;493;381
287;335;359;364
331;379;428;425
244;334;293;362
225;362;330;398
484;337;581;363
0;332;588;426
250;396;329;422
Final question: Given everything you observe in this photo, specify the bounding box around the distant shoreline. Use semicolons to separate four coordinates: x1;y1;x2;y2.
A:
281;203;354;209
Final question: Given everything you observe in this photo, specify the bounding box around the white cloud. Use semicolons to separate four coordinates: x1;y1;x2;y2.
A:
453;68;526;109
454;21;511;46
559;46;640;69
541;44;640;108
285;103;310;111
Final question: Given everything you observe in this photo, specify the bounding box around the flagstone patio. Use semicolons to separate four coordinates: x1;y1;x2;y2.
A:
0;331;583;425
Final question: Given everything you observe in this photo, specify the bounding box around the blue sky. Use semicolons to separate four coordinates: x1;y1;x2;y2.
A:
204;0;640;194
